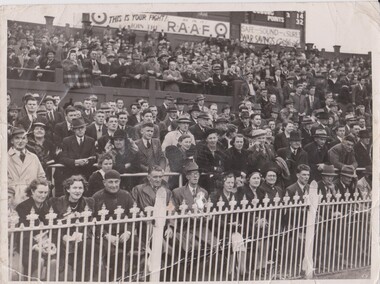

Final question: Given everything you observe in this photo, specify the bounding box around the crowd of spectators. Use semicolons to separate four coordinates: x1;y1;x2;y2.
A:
7;20;373;280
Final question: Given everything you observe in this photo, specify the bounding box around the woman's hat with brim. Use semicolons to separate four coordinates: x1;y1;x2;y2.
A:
275;157;291;179
11;127;27;137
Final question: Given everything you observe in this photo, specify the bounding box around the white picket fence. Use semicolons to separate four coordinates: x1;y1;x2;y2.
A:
7;182;371;282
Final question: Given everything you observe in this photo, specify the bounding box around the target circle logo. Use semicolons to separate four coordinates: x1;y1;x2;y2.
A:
91;13;107;25
215;23;228;37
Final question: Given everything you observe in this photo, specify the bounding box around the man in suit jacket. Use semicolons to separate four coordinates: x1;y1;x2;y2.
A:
354;130;371;169
44;95;64;127
85;110;107;140
82;49;107;86
171;161;208;211
38;50;61;82
352;78;368;107
108;54;126;87
189;112;212;142
127;103;142;127
333;165;358;201
277;131;309;187
285;164;310;202
135;122;166;172
54;106;77;148
134;109;160;140
317;164;339;202
305;86;321;115
328;135;358;170
304;129;330;182
291;83;308;115
273;121;294;151
82;97;94;124
240;73;257;100
60;118;96;180
157;95;175;122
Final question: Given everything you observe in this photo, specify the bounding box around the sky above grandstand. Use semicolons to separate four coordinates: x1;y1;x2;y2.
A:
4;1;380;54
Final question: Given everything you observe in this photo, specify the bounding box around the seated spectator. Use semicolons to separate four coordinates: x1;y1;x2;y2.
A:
333;165;359;201
134;109;160;139
328;135;358;170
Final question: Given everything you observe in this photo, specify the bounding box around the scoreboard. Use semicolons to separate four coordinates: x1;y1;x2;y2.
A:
242;11;306;48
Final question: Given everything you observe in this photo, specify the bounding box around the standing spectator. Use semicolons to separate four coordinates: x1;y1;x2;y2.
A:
60;118;96;181
134;109;160;139
354;129;372;168
127;103;142;127
277;131;309;187
273;121;294;151
304;129;330;182
189;112;212;142
8;128;46;205
157;94;174;122
87;152;114;196
291;83;308;116
135;122;166;172
317;164;339;202
125;54;148;89
352;77;368;108
38;50;61;82
54;106;77;147
85;110;107;141
162;115;195;152
224;134;250;176
163;60;183;92
194;128;228;192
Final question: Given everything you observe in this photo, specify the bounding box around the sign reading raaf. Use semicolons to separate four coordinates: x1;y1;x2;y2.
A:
240;23;301;47
90;12;230;38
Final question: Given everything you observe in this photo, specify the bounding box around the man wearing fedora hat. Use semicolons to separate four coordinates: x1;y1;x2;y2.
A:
175;97;187;116
162;115;195;152
60;118;96;182
277;130;309;186
354;129;372;168
304;128;330;181
334;165;359;201
317;164;339;202
187;104;201;126
195;94;209;113
38;49;61;82
8;127;46;205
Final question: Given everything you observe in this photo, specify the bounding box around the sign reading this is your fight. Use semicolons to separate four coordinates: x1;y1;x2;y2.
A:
240;23;301;47
89;12;230;38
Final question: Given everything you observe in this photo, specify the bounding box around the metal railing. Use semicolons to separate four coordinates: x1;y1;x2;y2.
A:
7;182;371;282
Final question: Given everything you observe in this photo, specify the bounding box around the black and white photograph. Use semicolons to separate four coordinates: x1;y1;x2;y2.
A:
2;2;379;283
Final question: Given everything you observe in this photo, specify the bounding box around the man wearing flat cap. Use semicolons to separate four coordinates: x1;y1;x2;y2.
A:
304;129;330;181
354;129;372;168
247;129;276;173
8;128;46;205
162;115;195;152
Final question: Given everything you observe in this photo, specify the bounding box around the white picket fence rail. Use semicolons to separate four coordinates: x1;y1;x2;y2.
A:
7;182;371;282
